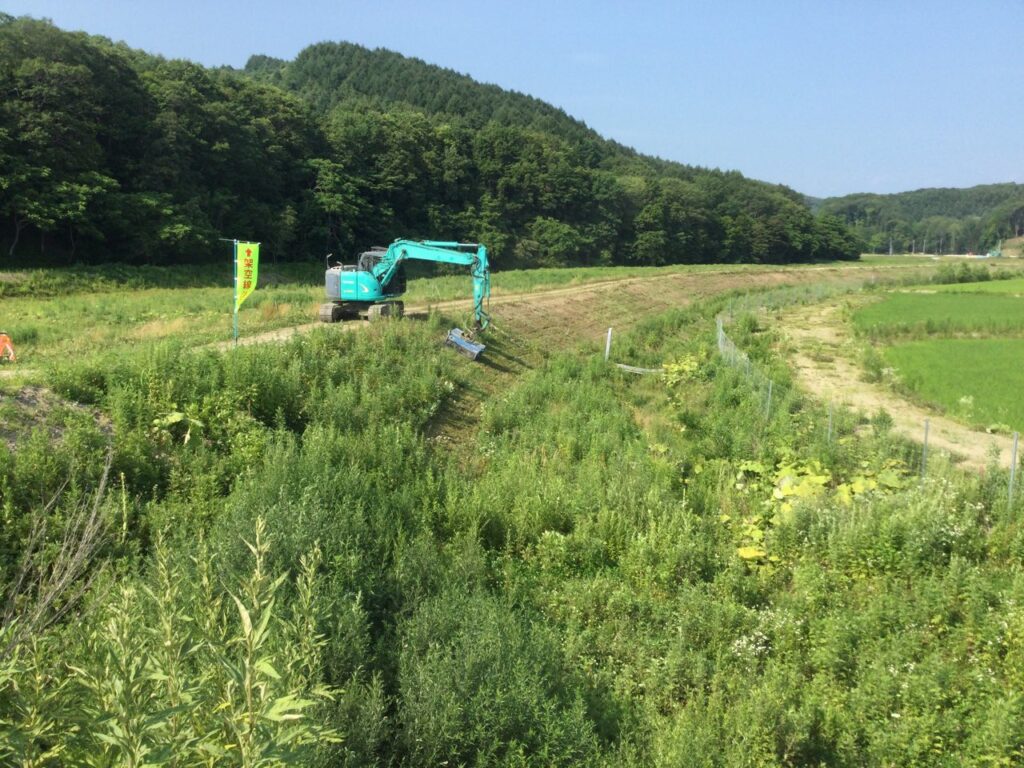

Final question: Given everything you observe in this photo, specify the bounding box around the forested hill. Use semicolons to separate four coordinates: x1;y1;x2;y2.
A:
0;15;862;268
243;43;611;155
819;183;1024;254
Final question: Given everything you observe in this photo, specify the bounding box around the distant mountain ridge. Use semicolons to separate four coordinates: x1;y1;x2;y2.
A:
819;183;1024;254
232;39;862;264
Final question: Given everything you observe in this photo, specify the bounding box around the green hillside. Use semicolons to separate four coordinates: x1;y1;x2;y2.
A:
820;183;1024;254
0;15;860;269
243;43;609;154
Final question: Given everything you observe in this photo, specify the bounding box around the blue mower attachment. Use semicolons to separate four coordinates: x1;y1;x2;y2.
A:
445;328;486;360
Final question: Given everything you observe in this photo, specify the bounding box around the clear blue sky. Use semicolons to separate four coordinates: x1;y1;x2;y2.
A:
7;0;1022;197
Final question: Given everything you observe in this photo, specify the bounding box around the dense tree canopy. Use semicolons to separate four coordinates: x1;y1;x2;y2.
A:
0;16;861;268
818;183;1024;255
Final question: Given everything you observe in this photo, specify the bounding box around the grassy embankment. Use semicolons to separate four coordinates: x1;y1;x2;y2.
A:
3;271;1024;764
929;276;1024;294
1;260;890;370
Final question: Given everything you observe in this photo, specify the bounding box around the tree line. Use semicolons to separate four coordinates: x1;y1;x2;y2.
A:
818;183;1024;255
0;16;862;269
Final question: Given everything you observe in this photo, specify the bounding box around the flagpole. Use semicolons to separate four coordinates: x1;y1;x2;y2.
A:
232;239;239;347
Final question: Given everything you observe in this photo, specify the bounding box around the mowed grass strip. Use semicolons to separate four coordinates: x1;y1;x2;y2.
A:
403;262;724;303
1;285;322;365
853;292;1024;340
0;264;712;365
883;337;1024;430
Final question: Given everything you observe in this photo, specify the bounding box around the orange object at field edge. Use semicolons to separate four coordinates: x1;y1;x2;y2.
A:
0;333;15;363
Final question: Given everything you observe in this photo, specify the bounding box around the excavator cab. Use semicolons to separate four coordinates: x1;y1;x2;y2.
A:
356;250;406;295
322;248;406;322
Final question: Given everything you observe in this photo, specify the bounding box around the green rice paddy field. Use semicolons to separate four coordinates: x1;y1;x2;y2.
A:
930;276;1024;294
853;292;1024;340
854;283;1024;431
883;338;1024;430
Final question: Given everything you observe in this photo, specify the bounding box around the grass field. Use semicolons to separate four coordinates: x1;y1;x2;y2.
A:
929;276;1024;295
883;337;1024;430
853;292;1024;340
4;263;685;366
0;259;792;301
7;274;1024;764
2;284;321;366
0;258;882;300
1;259;902;369
857;254;960;266
0;262;322;299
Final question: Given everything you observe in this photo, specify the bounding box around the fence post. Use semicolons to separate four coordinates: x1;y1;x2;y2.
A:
826;401;833;444
604;327;612;362
765;379;773;419
1010;431;1020;505
920;419;930;480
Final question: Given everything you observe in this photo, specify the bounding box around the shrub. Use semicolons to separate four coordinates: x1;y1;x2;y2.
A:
397;590;600;766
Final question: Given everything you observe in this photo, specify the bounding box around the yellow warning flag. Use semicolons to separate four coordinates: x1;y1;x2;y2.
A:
235;242;260;311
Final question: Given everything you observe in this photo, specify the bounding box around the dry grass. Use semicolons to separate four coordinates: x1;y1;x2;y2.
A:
129;316;191;340
260;301;292;322
1001;236;1024;258
778;299;1018;468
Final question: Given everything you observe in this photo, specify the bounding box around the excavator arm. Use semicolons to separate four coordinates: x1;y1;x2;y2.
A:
374;240;490;329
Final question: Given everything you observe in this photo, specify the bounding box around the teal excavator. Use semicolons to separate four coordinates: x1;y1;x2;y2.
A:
319;239;491;356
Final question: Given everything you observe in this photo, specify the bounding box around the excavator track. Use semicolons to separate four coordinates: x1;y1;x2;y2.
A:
366;301;404;322
319;303;343;323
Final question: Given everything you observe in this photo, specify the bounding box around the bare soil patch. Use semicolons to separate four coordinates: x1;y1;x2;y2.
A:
0;385;110;450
